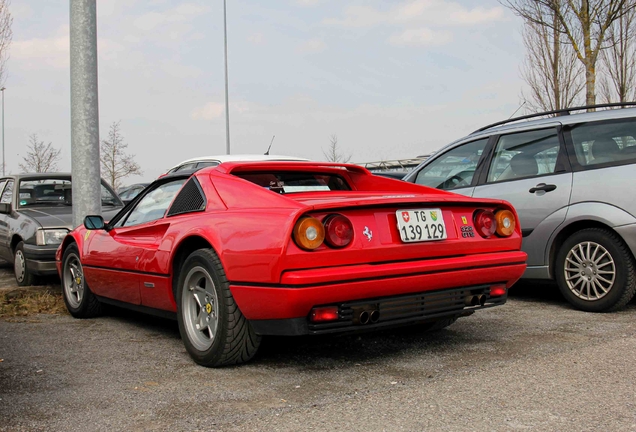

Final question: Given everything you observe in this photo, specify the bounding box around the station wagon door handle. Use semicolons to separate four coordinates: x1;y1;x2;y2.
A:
529;183;557;193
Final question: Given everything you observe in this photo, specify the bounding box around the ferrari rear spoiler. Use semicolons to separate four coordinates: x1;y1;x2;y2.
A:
216;161;371;175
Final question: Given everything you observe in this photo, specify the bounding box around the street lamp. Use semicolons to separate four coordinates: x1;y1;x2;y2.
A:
223;0;230;155
1;87;5;176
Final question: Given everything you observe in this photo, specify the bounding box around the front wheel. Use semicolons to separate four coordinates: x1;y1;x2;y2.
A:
555;228;636;312
14;242;37;286
62;243;102;318
176;249;261;367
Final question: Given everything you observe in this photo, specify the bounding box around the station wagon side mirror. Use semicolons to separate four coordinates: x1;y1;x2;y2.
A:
84;215;105;230
0;203;10;214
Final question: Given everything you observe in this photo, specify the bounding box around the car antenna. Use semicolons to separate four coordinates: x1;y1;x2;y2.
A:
264;135;275;155
508;101;526;119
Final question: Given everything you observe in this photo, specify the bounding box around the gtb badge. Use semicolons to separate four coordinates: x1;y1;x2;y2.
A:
363;226;373;242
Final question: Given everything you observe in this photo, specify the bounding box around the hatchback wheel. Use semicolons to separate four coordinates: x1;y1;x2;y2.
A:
556;228;636;312
62;243;102;318
14;242;36;286
176;249;261;367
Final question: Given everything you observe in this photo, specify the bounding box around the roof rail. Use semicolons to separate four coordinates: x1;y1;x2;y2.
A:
472;102;636;134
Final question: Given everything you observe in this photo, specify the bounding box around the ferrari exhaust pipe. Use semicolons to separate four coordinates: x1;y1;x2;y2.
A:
478;295;486;306
359;311;370;325
369;310;380;324
465;296;479;306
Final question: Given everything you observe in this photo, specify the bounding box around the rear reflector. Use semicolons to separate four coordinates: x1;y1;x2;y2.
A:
490;284;507;297
309;306;339;323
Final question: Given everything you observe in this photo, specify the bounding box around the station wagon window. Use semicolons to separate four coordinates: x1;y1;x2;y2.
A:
414;138;488;190
0;180;13;204
487;128;561;183
569;119;636;167
121;179;186;227
235;172;350;193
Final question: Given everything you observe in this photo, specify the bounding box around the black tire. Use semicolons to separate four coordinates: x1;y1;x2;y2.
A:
420;316;458;332
555;228;636;312
176;249;261;367
61;243;102;318
14;241;37;286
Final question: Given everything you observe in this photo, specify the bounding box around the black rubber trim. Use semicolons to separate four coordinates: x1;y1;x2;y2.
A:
83;264;170;278
522;229;534;237
95;295;177;320
250;317;308;336
22;244;57;261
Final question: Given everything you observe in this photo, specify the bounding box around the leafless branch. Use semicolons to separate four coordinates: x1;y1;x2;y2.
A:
0;0;12;86
322;134;351;163
18;134;62;173
100;121;143;191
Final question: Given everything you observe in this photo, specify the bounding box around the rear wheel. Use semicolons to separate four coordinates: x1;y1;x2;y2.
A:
176;249;261;367
62;243;102;318
555;228;636;312
14;242;36;286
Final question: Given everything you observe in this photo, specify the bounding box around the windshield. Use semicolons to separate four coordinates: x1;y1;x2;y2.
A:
234;171;351;194
18;179;122;207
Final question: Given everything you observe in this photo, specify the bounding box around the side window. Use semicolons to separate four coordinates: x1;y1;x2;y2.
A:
487;128;560;183
0;180;13;204
121;179;186;227
176;163;197;172
569;119;636;167
0;180;7;198
415;139;488;190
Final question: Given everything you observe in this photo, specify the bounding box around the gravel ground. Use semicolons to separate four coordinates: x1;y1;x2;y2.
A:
1;270;636;431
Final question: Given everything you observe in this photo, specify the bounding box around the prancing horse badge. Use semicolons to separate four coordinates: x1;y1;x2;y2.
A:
363;226;373;242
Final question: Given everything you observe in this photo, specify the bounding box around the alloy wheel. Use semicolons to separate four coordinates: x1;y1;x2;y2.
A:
181;266;219;351
564;241;616;301
64;253;85;309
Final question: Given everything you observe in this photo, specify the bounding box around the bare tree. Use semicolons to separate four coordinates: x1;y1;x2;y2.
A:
322;135;351;163
100;121;142;191
502;0;636;106
599;7;636;103
520;2;584;112
19;134;62;173
0;0;12;86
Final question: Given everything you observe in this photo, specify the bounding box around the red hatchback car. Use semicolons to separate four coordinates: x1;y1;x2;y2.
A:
57;162;527;367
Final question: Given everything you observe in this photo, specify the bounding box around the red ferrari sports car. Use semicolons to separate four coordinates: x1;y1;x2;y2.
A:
57;162;526;367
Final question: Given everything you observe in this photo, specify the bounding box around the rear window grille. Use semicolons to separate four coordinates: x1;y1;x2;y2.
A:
167;178;206;216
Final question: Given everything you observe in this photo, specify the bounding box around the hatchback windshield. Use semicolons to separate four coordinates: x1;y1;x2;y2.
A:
18;179;121;207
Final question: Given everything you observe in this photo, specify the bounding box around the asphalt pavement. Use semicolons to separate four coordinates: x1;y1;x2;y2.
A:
1;269;636;431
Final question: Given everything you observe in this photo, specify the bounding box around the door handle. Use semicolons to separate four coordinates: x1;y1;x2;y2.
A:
529;183;557;193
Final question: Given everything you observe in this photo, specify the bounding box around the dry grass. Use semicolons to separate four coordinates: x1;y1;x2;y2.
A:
0;289;67;318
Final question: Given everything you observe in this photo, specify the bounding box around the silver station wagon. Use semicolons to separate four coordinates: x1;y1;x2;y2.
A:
404;104;636;312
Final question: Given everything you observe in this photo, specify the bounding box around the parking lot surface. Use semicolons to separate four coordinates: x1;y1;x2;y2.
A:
1;268;636;431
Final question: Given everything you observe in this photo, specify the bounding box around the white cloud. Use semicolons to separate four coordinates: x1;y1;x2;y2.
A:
325;0;504;28
133;3;208;31
389;28;452;47
296;38;327;54
12;26;69;70
191;102;225;120
294;0;321;6
247;33;265;45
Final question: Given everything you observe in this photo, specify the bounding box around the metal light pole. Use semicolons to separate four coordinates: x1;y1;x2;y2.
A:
223;0;231;155
70;0;101;228
1;87;5;176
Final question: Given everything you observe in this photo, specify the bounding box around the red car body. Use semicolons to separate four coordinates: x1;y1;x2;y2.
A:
57;162;526;364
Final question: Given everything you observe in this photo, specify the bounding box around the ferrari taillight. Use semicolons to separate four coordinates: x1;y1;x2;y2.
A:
323;214;353;248
473;210;497;238
495;210;516;237
293;217;325;250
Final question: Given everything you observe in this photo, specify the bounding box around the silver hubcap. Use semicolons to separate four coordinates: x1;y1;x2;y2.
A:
181;266;219;351
564;241;616;301
63;253;85;308
14;250;26;283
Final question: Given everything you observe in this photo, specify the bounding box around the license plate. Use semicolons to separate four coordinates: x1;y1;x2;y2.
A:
396;208;447;243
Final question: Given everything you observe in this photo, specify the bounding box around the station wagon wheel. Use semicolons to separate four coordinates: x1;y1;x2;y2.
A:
181;266;219;352
176;249;261;367
14;242;36;286
61;243;102;318
556;228;636;312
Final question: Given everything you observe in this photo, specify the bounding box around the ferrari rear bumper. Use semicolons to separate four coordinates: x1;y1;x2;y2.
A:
230;250;527;333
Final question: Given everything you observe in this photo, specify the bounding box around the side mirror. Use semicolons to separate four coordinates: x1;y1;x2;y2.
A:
84;215;105;230
0;203;10;214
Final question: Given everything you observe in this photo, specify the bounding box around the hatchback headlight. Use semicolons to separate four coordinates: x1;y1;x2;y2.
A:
36;229;69;246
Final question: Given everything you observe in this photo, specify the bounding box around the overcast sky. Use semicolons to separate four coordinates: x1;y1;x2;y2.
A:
9;0;527;183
